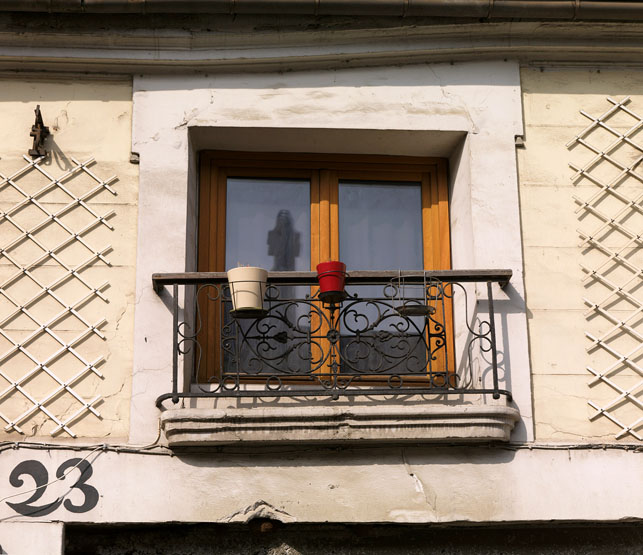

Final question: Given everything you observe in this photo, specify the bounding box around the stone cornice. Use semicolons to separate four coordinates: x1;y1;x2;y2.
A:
1;20;643;74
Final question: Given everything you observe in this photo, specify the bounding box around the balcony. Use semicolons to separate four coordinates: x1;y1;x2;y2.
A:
152;270;520;447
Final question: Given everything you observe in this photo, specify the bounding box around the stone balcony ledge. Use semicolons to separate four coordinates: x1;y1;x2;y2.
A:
160;403;520;448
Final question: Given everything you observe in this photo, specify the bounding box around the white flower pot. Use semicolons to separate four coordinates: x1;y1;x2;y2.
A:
227;266;268;313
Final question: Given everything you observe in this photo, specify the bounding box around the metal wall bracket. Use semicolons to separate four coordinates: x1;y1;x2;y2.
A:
28;105;50;158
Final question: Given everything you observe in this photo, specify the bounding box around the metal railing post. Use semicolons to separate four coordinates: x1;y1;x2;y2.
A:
486;281;500;399
172;283;179;404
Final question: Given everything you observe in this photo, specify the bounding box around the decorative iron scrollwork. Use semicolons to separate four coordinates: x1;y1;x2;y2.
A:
154;271;514;407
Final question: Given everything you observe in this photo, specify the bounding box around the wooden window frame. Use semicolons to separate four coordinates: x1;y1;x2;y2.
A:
197;151;452;383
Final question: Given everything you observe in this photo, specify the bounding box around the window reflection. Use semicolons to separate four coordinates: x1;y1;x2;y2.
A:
268;209;300;271
225;178;309;271
339;180;425;374
225;179;311;374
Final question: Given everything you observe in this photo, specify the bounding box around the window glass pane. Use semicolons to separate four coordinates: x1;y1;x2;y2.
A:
338;180;425;375
338;180;423;270
224;177;311;375
225;177;310;271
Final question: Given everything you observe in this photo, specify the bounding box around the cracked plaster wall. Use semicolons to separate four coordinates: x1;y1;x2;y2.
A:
518;68;643;442
0;78;137;440
0;446;641;525
130;60;533;444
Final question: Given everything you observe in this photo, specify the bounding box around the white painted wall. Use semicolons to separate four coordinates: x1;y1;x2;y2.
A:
0;446;640;524
0;522;63;555
130;60;532;443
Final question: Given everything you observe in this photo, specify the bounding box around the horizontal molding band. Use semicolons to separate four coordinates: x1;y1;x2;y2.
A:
1;22;643;73
3;0;643;20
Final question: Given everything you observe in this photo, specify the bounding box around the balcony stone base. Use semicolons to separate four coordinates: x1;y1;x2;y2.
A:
161;404;520;448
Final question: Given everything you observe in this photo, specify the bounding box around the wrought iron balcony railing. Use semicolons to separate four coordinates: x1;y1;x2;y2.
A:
152;270;512;408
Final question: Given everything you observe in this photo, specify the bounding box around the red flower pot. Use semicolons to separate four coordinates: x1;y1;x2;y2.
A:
316;261;347;303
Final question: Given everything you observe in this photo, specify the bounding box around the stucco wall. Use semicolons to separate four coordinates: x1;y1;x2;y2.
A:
519;68;643;442
0;65;641;536
0;78;137;440
0;445;641;526
130;61;533;444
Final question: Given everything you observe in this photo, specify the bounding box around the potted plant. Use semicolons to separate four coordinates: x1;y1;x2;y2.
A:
227;266;268;317
316;260;348;304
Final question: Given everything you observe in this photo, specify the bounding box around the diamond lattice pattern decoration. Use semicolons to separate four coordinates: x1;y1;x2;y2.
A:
0;155;117;437
567;96;643;441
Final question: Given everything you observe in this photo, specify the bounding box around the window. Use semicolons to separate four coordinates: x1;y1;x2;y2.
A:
196;151;452;382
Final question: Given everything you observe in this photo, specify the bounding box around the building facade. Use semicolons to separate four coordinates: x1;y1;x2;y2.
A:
0;2;642;553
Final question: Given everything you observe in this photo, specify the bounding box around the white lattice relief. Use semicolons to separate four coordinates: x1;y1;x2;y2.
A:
567;96;643;441
0;155;117;437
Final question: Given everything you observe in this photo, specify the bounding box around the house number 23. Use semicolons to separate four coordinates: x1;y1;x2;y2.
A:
6;459;99;516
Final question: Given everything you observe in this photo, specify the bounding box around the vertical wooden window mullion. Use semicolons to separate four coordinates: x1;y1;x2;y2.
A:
319;170;331;262
196;155;211;384
310;171;322;376
314;170;338;379
329;171;339;261
421;162;454;381
196;156;225;383
212;169;227;383
310;172;320;270
436;161;451;271
436;160;455;381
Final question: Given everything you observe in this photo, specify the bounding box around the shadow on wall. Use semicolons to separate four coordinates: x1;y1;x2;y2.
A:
134;63;525;93
0;78;132;103
46;137;75;171
522;68;643;97
172;444;518;470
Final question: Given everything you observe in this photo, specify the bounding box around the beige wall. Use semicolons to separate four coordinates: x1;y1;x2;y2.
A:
519;68;643;442
0;78;137;440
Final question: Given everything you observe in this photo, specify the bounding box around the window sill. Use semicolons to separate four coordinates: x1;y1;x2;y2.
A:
160;403;520;448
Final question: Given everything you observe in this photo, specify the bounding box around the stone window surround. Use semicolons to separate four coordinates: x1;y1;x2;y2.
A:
129;62;533;446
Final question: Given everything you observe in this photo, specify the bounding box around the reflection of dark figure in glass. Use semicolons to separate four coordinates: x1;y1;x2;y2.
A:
261;209;309;374
267;209;300;271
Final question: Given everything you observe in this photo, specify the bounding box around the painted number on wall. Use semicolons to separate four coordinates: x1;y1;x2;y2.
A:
6;459;99;516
